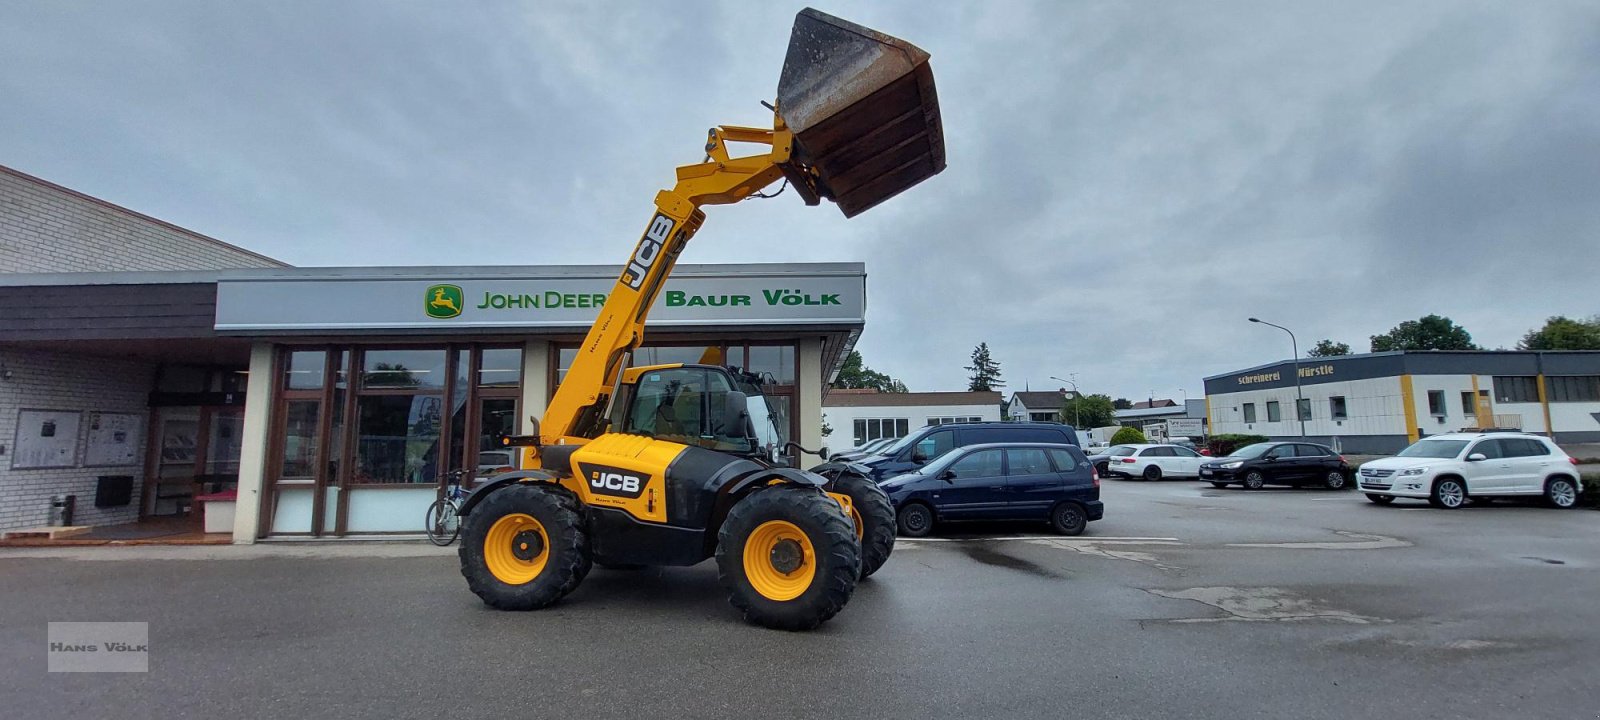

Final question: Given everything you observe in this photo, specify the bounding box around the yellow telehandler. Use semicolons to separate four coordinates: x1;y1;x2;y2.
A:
456;8;945;630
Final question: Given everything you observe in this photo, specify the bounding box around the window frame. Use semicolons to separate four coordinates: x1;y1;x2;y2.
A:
1426;389;1446;417
1242;403;1257;424
1548;375;1600;403
1265;401;1281;423
1492;376;1540;404
263;344;522;538
1329;395;1348;421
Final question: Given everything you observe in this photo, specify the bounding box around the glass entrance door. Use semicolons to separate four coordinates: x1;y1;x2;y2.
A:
147;409;200;517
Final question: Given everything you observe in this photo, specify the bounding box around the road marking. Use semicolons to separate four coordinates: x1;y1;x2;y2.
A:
898;535;1181;543
1226;531;1411;550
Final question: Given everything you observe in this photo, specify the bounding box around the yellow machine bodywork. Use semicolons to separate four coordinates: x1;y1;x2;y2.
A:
458;8;943;628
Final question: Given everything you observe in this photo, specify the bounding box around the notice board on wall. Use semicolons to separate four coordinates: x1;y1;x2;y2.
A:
85;412;144;467
12;409;82;469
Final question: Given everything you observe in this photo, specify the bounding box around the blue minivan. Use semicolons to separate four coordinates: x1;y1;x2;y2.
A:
879;443;1103;537
812;421;1081;484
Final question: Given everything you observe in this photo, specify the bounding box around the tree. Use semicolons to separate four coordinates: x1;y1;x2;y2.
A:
1519;316;1600;350
1112;397;1133;410
1110;426;1147;445
964;342;1004;391
1370;314;1478;352
831;350;908;392
1060;393;1116;429
1307;339;1350;357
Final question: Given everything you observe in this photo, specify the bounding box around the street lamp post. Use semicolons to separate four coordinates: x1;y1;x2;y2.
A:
1049;374;1080;428
1249;317;1306;437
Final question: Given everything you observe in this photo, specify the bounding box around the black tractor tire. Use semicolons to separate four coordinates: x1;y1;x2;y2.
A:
1050;502;1088;536
595;562;647;570
1143;465;1163;481
1544;477;1579;509
828;473;896;580
459;484;591;611
1428;477;1467;509
1241;471;1266;490
897;503;935;538
1366;493;1395;505
715;487;860;631
1323;470;1349;491
1210;482;1229;489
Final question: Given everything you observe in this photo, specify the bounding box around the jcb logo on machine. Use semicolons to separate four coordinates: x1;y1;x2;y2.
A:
583;464;648;499
620;214;674;289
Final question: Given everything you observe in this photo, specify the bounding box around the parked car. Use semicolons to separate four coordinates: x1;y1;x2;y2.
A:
811;421;1081;484
1357;432;1583;509
1199;442;1351;490
1086;445;1126;477
880;442;1103;537
832;436;898;461
1102;443;1209;480
1168;437;1212;456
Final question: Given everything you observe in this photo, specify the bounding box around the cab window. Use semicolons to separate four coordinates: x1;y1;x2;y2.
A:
620;367;747;451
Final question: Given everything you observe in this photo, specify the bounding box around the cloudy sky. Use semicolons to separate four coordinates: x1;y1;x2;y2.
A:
3;1;1597;401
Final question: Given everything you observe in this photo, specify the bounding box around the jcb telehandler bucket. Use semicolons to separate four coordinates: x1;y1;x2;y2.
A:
777;8;945;218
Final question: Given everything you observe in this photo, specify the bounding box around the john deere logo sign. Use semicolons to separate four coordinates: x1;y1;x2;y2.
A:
424;284;463;319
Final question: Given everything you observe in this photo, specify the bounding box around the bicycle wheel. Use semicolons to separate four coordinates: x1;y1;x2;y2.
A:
425;500;461;546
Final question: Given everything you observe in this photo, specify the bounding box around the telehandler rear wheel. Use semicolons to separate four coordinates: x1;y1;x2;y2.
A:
716;487;860;631
828;473;895;579
459;484;591;611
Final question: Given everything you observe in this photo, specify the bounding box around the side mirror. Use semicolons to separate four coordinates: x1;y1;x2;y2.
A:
721;391;749;437
818;446;832;462
940;469;956;483
1466;453;1487;462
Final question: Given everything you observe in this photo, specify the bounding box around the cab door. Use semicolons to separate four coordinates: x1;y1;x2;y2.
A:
934;449;1008;518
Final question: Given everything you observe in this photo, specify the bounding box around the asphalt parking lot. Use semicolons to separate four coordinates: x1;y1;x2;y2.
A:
3;480;1596;720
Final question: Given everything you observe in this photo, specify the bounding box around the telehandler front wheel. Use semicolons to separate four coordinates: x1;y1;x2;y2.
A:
459;484;591;611
716;487;860;631
828;473;896;579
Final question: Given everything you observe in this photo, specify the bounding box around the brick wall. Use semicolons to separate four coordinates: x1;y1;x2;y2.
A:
0;165;286;273
0;349;157;531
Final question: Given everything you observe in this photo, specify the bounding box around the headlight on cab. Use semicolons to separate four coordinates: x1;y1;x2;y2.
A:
1221;461;1243;469
1399;467;1427;476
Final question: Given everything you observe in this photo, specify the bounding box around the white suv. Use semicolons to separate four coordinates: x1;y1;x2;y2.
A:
1358;432;1583;509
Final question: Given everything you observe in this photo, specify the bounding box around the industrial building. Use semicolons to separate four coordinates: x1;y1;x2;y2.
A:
1204;351;1600;454
823;390;1003;448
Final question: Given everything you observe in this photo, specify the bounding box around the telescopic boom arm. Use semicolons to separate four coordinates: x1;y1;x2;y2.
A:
531;7;946;457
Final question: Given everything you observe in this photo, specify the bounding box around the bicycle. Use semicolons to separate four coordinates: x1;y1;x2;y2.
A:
424;469;471;546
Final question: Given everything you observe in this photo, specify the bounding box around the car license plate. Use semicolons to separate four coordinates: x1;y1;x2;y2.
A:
1200;469;1212;477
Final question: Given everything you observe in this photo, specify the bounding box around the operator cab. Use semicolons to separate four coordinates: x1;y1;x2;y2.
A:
610;363;791;465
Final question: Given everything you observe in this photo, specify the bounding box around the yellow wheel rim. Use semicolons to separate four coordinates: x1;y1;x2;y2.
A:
742;520;816;601
483;513;549;585
849;505;863;541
